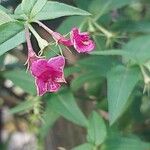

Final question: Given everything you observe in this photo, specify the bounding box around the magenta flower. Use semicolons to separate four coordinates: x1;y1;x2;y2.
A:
36;22;95;53
70;28;95;53
30;56;66;96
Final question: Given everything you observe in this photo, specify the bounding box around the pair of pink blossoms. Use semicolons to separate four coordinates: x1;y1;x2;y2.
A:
27;26;95;96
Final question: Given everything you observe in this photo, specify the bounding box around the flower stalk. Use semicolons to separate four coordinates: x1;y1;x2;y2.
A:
28;24;49;51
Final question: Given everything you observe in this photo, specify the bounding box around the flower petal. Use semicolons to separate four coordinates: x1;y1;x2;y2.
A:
71;27;95;53
47;82;61;92
30;59;48;77
73;39;95;53
36;78;47;96
48;56;65;70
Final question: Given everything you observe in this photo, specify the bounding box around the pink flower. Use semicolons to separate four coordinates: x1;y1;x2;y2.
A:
30;56;66;96
70;28;95;53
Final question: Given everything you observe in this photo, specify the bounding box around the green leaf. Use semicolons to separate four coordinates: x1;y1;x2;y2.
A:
107;65;140;125
21;0;37;15
49;89;88;127
0;10;13;25
87;111;107;146
72;143;94;150
123;35;150;64
75;0;92;10
0;22;25;56
112;20;150;33
71;56;119;91
3;70;36;94
71;72;101;92
30;0;47;18
105;135;150;150
9;99;35;114
0;5;11;14
33;1;91;21
0;30;25;56
89;0;139;19
77;56;118;75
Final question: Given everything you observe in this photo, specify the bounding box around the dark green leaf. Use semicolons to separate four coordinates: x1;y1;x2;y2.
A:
72;143;94;150
40;100;60;138
57;16;85;34
49;89;88;127
89;0;139;19
71;72;101;92
105;135;150;150
123;35;150;64
87;111;107;145
112;20;150;33
107;65;140;125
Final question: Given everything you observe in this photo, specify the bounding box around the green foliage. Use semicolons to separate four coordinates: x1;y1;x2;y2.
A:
89;0;139;19
0;10;13;25
72;143;94;150
107;66;141;125
32;1;91;21
10;98;36;114
0;22;25;56
48;89;88;127
3;70;36;94
105;135;150;150
87;111;107;146
1;0;150;149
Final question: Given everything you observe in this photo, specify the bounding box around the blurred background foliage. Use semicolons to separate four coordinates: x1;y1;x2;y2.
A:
1;0;150;150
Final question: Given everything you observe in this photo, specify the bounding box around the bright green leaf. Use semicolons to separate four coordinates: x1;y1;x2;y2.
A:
33;1;91;21
0;5;11;14
0;10;13;25
107;66;140;125
49;89;88;127
87;111;107;146
30;0;47;18
0;30;25;56
0;22;24;45
21;0;37;15
0;22;25;56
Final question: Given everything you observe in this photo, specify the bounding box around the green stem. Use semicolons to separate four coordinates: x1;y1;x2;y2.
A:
92;21;113;38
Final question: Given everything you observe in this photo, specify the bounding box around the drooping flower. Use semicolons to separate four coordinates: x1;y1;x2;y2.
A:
36;21;95;53
70;28;95;53
30;56;66;96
